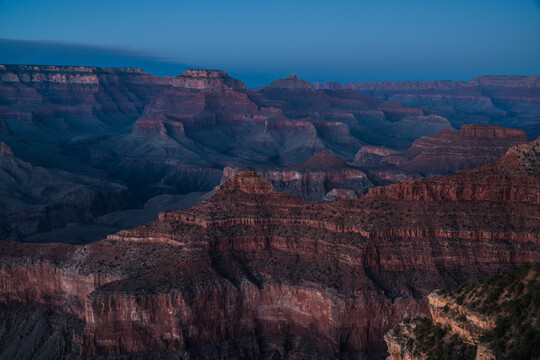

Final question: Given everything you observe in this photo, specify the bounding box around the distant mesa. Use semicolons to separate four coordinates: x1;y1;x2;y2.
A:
264;73;314;90
299;150;350;170
179;69;230;78
216;170;274;195
171;69;248;91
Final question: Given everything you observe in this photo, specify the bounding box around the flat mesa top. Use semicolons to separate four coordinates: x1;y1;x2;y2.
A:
179;69;230;78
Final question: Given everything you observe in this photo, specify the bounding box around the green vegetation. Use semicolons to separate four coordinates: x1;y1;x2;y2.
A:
475;263;540;360
408;317;477;360
390;263;539;360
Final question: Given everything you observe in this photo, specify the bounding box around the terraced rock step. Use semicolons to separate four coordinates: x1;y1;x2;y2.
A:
0;139;538;359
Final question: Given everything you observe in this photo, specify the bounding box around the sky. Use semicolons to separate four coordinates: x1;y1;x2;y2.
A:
1;0;539;86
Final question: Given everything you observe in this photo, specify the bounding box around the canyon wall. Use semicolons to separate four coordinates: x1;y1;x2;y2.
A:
2;65;538;241
385;263;539;360
0;137;538;358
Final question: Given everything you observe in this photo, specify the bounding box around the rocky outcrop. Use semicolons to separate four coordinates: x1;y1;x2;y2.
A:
386;263;539;360
322;188;358;201
221;151;373;201
428;292;495;345
356;125;530;178
384;322;427;360
0;142;137;241
1;144;539;358
354;146;398;167
383;317;478;360
314;76;540;137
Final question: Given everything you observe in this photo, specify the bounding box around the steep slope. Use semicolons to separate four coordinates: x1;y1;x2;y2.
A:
0;138;538;359
314;76;540;137
0;142;136;241
385;263;540;360
222;151;373;201
355;124;530;177
0;64;538;248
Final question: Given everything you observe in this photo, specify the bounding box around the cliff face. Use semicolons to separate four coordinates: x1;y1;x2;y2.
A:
3;65;539;240
314;76;540;137
0;142;539;358
355;125;530;178
0;64;163;134
367;136;540;205
385;263;539;360
0;142;137;241
222;151;374;201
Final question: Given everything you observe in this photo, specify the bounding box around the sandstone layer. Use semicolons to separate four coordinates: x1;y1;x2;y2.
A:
0;138;539;358
355;124;530;178
3;65;538;240
222;151;373;201
385;262;539;360
314;76;540;137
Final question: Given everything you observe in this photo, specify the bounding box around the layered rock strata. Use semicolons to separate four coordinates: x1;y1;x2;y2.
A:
355;125;530;177
385;262;539;360
314;76;540;136
222;151;373;201
0;138;539;358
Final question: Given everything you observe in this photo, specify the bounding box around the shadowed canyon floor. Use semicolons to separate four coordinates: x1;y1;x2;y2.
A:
0;138;538;359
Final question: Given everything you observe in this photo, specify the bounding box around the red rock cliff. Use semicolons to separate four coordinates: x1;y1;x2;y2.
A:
0;144;538;358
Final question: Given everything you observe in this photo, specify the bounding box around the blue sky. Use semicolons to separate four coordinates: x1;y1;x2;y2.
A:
1;0;539;86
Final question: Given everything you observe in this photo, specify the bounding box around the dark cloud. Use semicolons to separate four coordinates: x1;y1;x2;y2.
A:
0;38;190;77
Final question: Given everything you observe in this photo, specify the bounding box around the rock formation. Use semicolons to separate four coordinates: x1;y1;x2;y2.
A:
222;151;374;201
385;263;539;360
0;140;538;358
355;124;530;177
314;76;540;137
0;64;538;243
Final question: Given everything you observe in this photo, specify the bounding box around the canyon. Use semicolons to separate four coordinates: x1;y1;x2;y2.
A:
0;64;539;359
314;76;540;138
1;65;538;241
0;137;538;359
